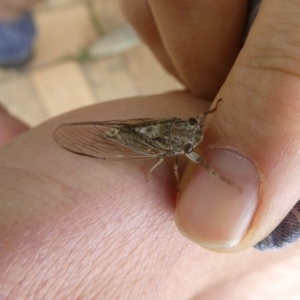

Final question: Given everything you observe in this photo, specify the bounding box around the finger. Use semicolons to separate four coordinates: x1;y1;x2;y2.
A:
3;93;300;299
176;0;300;251
4;94;300;298
120;0;180;78
147;0;248;98
0;104;28;146
0;93;254;298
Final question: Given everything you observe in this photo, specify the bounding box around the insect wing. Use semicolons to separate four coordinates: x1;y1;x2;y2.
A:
54;119;171;160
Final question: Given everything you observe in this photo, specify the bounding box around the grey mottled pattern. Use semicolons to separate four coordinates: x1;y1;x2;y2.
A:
254;201;300;250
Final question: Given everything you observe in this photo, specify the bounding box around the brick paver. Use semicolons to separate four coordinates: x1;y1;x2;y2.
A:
30;61;96;117
0;74;47;126
0;0;183;127
33;3;98;66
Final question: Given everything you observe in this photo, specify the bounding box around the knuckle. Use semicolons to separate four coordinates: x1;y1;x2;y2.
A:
239;42;300;81
230;17;300;120
225;39;300;147
238;10;300;81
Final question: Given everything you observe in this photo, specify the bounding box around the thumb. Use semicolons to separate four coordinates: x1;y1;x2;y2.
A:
176;0;300;251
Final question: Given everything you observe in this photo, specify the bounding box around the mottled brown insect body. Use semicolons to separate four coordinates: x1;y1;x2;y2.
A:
53;99;241;192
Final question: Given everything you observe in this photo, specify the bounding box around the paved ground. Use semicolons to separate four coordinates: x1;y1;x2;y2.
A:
0;0;183;127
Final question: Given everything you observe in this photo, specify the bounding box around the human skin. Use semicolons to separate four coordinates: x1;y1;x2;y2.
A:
0;105;28;147
2;0;300;297
1;94;300;299
121;0;300;251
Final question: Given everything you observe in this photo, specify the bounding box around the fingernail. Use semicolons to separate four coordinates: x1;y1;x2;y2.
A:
254;200;300;251
175;148;260;250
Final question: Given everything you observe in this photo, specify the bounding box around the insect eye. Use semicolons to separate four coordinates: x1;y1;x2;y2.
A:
188;118;197;126
183;142;194;154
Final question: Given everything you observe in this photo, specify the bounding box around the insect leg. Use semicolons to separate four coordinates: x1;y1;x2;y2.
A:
174;155;179;183
186;151;242;193
147;158;164;181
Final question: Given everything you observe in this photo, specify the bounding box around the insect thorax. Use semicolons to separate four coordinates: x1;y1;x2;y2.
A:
170;120;202;153
95;118;203;158
131;119;202;154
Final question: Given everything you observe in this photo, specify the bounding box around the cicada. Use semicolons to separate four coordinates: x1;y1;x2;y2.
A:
54;99;241;192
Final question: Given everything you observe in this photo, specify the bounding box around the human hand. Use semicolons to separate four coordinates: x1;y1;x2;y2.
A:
121;0;300;251
1;95;300;299
0;103;28;146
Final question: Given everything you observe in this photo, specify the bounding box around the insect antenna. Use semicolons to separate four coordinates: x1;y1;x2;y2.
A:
197;98;223;127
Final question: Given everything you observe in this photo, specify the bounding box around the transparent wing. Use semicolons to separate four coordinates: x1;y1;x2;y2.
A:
53;119;171;160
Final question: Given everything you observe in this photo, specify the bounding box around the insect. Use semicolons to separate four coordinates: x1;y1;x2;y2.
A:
54;99;241;192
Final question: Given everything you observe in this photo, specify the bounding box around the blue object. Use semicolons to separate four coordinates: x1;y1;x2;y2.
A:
0;12;36;68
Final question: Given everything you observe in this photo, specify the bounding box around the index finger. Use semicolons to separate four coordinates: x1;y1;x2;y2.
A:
133;0;248;98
